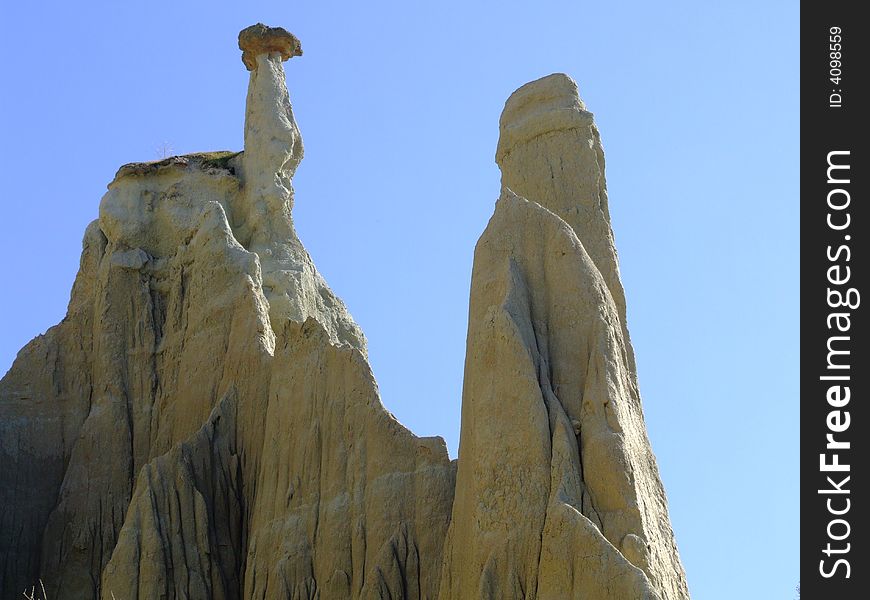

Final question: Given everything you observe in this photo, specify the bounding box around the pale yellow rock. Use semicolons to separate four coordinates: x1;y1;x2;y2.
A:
238;40;366;354
496;73;636;374
439;75;689;599
0;30;688;600
102;391;246;599
243;319;454;600
0;224;100;596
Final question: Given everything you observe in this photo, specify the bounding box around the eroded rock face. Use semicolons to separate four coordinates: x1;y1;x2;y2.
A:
496;74;636;373
244;319;454;600
0;29;687;600
439;75;689;600
0;25;448;600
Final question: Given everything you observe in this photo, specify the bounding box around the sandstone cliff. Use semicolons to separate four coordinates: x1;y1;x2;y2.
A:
0;25;687;600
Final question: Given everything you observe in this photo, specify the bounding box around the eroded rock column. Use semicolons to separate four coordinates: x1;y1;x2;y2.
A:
496;73;636;375
440;75;690;600
236;24;366;353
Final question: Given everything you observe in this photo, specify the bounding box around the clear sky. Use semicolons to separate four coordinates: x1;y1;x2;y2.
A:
0;1;798;598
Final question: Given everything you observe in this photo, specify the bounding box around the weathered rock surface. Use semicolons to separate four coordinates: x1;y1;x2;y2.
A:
0;26;450;600
496;73;636;373
0;29;687;600
243;319;454;600
239;23;302;71
439;75;688;600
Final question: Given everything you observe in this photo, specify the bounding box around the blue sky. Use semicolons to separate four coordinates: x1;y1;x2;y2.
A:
0;1;798;598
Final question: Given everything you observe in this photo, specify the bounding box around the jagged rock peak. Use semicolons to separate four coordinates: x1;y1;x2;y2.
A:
239;23;302;71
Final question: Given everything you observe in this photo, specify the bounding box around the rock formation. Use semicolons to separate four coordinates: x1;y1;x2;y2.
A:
439;75;688;600
0;25;688;600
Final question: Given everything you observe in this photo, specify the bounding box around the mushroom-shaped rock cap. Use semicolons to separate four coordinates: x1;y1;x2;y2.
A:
239;23;302;70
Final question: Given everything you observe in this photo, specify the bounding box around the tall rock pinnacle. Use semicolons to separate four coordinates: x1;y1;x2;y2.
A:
439;74;689;599
496;74;636;375
239;23;304;185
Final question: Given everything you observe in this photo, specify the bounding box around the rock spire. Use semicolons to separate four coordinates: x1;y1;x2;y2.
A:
439;73;689;600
